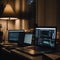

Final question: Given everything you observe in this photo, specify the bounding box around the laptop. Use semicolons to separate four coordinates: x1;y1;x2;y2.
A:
17;26;57;56
18;32;33;47
3;30;24;49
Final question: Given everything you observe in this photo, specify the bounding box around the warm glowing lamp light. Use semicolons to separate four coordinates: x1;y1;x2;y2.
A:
2;3;17;44
3;3;15;30
3;3;14;15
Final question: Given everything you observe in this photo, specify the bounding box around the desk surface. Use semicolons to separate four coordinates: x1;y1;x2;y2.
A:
1;44;60;60
11;47;60;60
44;53;60;60
11;49;42;60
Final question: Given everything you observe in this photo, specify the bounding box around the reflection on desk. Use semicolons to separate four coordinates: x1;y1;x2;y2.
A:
44;53;60;60
11;49;42;60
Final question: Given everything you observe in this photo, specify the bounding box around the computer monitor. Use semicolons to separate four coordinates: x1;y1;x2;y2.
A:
35;26;57;48
8;30;24;43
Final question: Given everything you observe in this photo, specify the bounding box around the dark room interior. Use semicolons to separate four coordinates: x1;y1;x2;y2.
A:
0;0;60;60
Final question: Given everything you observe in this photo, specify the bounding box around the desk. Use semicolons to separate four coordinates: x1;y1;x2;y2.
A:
1;44;60;60
11;48;42;60
43;53;60;60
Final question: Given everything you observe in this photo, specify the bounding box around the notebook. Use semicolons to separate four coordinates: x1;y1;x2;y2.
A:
18;32;33;47
17;26;57;56
3;31;25;50
35;26;56;49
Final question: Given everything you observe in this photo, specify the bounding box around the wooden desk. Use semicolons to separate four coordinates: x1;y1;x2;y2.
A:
2;47;11;53
11;48;42;60
44;53;60;60
1;44;60;60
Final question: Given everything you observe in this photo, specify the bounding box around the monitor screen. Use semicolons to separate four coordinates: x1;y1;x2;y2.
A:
8;30;24;43
35;26;56;48
24;33;33;45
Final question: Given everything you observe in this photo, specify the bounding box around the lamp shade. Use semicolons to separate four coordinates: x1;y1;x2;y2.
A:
3;3;15;17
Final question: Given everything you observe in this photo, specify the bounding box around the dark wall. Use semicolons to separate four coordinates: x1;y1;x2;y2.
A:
57;0;60;31
36;0;60;32
36;0;56;26
0;0;5;17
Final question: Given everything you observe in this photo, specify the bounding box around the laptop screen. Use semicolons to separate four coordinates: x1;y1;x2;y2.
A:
24;33;33;45
35;26;57;48
8;30;24;43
